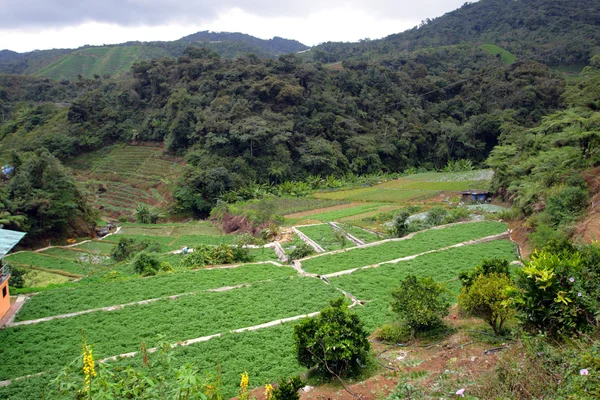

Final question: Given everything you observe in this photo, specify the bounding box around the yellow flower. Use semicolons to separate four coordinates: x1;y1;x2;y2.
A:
239;371;249;400
82;344;96;392
264;383;274;400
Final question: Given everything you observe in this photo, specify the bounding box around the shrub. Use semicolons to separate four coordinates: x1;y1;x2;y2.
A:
443;207;470;224
375;323;409;343
288;243;315;261
271;376;304;400
180;244;252;269
458;273;515;335
528;222;568;250
512;249;598;338
546;185;588;226
8;266;27;288
132;251;163;276
391;211;410;237
294;298;371;378
425;206;448;227
111;237;161;261
458;258;510;288
391;275;450;337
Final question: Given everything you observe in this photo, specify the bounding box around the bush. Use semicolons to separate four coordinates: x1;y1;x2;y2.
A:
443;207;470;224
8;266;27;288
180;244;252;269
512;248;599;338
294;298;371;378
375;323;410;343
132;252;164;276
391;211;410;237
271;376;304;400
458;273;515;335
546;185;588;226
528;222;568;250
425;206;448;227
288;243;315;261
458;258;510;288
111;237;162;262
391;275;450;337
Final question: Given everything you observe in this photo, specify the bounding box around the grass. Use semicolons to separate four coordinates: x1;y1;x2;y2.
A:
0;277;340;381
16;263;297;321
5;252;93;275
331;240;518;331
302;221;508;275
297;224;355;251
71;240;116;254
21;269;71;288
40;247;94;260
481;44;517;65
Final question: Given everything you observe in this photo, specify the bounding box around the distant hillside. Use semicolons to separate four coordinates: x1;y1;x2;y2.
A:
32;46;149;81
0;32;309;81
312;0;600;66
179;31;309;56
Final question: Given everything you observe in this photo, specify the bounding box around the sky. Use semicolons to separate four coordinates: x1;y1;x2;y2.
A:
0;0;470;53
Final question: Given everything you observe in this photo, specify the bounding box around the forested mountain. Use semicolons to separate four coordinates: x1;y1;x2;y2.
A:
312;0;600;66
0;0;598;235
178;31;309;55
0;33;309;80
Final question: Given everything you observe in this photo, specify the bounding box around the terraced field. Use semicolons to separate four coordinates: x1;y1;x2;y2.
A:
313;170;492;203
1;216;516;398
75;145;182;215
33;46;143;81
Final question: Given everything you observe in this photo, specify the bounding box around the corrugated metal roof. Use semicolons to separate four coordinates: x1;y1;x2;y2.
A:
0;228;26;258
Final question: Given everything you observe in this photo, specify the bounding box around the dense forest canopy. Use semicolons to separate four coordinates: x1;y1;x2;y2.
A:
0;0;598;235
311;0;600;65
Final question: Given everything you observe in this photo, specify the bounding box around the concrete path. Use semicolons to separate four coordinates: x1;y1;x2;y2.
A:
292;227;326;253
0;295;28;328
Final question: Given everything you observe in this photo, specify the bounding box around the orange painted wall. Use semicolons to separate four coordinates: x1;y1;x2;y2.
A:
0;277;10;319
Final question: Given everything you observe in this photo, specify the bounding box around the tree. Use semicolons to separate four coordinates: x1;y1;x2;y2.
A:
391;275;450;338
294;298;370;378
392;211;410;237
458;273;515;335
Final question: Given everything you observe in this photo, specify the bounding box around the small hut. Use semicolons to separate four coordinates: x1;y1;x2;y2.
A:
460;190;492;203
0;228;26;319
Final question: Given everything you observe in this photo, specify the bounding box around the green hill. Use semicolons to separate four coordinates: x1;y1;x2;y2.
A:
480;44;517;65
33;46;146;81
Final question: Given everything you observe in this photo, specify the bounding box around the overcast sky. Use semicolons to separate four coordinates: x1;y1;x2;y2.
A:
0;0;469;52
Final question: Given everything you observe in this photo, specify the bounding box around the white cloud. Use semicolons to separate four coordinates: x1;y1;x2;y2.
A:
0;1;470;52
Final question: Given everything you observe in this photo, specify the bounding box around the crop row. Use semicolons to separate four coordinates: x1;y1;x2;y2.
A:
0;323;301;400
0;277;340;380
302;221;508;275
293;203;386;222
16;263;297;321
332;240;518;331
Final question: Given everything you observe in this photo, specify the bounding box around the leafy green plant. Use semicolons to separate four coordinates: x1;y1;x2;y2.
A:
512;247;599;338
391;211;410;238
391;275;450;338
294;298;371;378
132;251;167;276
458;258;510;288
287;243;315;261
8;266;27;288
271;376;304;400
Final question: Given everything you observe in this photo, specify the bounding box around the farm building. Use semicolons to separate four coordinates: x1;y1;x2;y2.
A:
460;190;492;203
0;228;26;319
